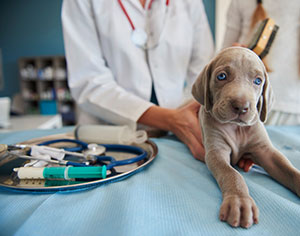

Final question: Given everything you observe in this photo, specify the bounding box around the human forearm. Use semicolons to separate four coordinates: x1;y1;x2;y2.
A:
137;105;174;131
139;101;205;161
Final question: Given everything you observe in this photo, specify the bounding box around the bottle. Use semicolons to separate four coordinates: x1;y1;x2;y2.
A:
74;125;148;145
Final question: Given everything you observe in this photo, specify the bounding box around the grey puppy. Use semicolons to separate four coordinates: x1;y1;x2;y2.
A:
192;47;300;228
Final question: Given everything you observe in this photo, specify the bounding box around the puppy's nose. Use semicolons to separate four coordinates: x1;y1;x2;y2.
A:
231;100;250;114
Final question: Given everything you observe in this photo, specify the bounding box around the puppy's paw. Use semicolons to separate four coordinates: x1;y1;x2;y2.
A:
219;195;259;228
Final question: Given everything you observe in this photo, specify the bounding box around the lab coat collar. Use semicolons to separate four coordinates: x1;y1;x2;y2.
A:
126;0;158;14
126;0;147;14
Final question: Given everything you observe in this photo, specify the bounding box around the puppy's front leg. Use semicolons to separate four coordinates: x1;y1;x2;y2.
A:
206;149;259;228
253;146;300;197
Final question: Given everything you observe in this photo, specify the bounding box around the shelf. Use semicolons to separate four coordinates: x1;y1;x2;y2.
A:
19;55;76;125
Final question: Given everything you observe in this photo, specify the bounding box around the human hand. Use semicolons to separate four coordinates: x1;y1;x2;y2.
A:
168;101;205;162
232;42;247;48
238;158;254;172
137;101;205;161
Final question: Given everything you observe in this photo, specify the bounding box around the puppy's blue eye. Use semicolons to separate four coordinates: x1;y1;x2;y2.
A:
217;73;227;81
254;78;262;85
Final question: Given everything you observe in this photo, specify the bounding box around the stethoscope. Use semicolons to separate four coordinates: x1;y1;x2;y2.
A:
37;139;148;171
1;139;148;172
118;0;170;49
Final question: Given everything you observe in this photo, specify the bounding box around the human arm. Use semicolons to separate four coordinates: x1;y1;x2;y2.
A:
138;100;205;161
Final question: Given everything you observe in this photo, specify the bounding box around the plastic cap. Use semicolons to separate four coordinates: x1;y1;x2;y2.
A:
133;130;148;144
119;126;148;144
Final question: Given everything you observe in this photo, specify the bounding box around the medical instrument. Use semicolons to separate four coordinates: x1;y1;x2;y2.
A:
74;125;148;145
16;154;89;167
0;132;157;193
2;137;148;172
0;144;92;167
14;166;107;180
13;143;105;158
9;138;147;180
36;139;148;170
0;144;30;165
1;142;106;167
30;143;105;161
117;0;170;48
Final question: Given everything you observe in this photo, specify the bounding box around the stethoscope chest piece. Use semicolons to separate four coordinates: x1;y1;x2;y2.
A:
131;28;148;48
83;143;106;156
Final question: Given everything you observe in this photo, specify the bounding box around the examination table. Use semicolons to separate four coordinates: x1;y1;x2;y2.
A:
0;126;299;236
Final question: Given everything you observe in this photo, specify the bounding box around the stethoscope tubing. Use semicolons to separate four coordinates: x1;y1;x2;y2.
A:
117;0;170;31
38;139;148;170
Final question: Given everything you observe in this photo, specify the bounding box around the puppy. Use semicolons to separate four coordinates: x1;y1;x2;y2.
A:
192;47;300;228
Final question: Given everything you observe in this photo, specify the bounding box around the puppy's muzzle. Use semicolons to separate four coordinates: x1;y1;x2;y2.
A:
230;99;250;115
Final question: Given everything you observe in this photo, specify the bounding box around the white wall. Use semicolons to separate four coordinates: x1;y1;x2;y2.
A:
215;0;232;51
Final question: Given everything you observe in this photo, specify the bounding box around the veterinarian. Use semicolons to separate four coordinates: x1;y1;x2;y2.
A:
62;0;214;160
222;0;300;125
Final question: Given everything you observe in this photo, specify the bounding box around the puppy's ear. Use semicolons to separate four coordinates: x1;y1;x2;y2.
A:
257;71;274;122
192;64;212;111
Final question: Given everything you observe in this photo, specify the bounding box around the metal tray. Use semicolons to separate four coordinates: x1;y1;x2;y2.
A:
0;133;158;193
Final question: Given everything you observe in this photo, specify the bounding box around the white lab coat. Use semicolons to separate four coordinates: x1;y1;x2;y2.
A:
62;0;214;128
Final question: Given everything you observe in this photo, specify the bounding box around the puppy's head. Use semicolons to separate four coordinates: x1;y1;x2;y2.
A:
192;47;273;126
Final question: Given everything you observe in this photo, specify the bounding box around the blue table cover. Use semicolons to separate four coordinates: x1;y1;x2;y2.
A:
0;126;300;236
